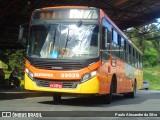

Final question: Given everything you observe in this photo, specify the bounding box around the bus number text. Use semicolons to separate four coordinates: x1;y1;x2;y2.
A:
61;73;80;78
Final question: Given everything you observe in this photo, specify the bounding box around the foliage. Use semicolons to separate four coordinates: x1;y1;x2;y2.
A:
0;61;8;69
143;49;158;67
143;66;160;90
125;23;160;67
0;49;26;72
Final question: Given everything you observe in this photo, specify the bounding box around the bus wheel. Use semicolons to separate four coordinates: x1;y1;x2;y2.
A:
53;93;61;104
124;80;136;98
102;82;113;104
129;80;136;98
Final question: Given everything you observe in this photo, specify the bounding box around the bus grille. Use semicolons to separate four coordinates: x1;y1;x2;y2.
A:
34;79;80;88
32;61;85;70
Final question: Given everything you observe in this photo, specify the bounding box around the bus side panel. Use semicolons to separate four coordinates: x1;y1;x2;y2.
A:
116;59;126;94
116;59;143;94
99;10;106;94
139;70;143;89
110;57;135;94
125;63;135;92
100;8;143;94
99;10;114;95
98;61;111;94
134;68;143;90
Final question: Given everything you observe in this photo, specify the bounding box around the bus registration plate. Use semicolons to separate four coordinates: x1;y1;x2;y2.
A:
50;82;63;88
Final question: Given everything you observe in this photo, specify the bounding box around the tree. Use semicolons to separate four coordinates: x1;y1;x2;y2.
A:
0;49;26;71
148;26;160;65
124;23;160;67
152;40;160;65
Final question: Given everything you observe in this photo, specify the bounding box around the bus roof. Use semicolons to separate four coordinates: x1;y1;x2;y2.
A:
41;6;90;10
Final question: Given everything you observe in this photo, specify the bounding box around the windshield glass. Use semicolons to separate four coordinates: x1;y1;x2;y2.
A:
28;24;99;59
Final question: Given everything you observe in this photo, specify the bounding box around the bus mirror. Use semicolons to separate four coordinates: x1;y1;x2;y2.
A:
18;24;29;47
18;26;24;41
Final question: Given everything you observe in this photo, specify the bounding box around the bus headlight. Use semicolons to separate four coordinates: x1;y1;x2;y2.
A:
81;70;98;83
25;68;34;79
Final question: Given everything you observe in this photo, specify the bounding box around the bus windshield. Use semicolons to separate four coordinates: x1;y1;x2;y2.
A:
28;24;99;59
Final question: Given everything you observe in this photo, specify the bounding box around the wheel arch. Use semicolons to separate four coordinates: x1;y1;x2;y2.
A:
134;78;137;90
112;73;117;93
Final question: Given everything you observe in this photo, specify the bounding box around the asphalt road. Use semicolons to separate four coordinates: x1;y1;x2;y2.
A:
1;90;160;111
0;90;160;119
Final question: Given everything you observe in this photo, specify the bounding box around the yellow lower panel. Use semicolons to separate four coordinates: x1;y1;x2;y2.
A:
24;74;99;94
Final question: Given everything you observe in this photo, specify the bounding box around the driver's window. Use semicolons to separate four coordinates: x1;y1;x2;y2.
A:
102;18;111;61
102;18;111;52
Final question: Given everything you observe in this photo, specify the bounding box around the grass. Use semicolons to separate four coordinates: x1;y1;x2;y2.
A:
143;65;160;90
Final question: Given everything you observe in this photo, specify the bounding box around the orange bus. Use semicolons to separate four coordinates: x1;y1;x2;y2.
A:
19;6;143;104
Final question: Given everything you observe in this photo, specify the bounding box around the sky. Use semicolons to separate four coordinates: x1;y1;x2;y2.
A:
155;18;160;28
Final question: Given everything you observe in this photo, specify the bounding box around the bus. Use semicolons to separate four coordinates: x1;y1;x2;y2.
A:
19;6;143;104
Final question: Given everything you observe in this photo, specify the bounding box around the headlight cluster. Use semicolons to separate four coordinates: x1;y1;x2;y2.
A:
25;68;34;79
81;70;98;83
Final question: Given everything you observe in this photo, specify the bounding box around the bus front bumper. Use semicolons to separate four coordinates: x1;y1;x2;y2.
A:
24;74;99;94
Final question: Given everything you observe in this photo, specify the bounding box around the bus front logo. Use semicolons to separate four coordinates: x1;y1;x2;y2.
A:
34;73;54;77
51;66;63;70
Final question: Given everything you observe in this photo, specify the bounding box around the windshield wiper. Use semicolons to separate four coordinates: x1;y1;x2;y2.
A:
62;21;82;56
87;10;96;19
52;28;56;50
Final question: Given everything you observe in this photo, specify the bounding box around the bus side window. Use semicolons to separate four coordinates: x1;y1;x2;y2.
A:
128;44;131;64
117;34;121;58
112;29;122;58
137;53;140;69
124;41;127;62
135;51;138;68
132;48;135;67
102;27;108;49
102;26;110;62
120;37;124;60
102;18;111;51
140;55;143;69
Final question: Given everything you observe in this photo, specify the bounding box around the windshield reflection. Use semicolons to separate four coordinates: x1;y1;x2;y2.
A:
28;24;99;59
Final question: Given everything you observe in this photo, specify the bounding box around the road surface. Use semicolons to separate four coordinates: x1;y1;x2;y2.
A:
0;90;160;119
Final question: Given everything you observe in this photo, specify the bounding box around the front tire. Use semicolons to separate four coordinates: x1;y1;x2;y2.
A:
53;93;61;104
